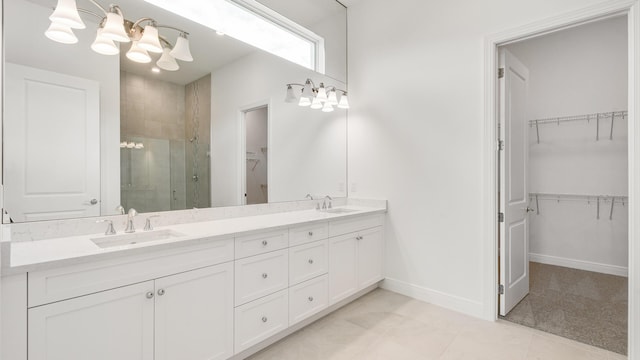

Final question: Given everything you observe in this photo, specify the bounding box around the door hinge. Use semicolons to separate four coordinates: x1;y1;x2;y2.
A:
498;212;504;223
498;68;505;79
499;284;504;295
497;140;504;151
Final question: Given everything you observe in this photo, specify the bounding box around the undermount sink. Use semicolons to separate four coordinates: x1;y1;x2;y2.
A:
323;208;359;214
91;229;185;248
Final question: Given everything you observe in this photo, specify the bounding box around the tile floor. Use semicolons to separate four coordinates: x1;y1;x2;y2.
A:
248;288;626;360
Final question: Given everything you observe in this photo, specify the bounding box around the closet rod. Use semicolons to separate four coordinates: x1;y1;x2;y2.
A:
529;192;628;203
527;110;627;127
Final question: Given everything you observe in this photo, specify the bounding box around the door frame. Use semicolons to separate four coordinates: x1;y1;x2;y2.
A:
237;101;271;205
482;0;640;356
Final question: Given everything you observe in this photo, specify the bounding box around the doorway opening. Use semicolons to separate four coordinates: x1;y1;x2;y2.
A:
242;105;269;205
496;16;628;355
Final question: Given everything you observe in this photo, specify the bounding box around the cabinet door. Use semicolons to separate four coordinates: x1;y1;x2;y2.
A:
328;234;358;304
155;262;234;360
357;227;384;289
28;281;154;360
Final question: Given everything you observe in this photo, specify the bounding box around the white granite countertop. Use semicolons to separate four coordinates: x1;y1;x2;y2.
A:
3;205;386;274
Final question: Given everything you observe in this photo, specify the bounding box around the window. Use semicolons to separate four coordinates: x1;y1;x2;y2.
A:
144;0;325;72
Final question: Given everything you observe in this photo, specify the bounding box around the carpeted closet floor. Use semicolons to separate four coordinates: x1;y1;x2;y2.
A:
501;262;628;355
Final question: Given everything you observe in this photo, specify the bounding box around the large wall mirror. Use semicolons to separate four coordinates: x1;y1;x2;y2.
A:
2;0;347;223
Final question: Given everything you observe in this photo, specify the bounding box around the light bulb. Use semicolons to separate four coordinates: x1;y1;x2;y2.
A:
316;83;328;101
298;96;311;107
170;34;193;61
326;90;338;105
138;24;163;53
91;28;119;55
49;0;85;29
338;93;350;109
156;47;179;71
127;142;135;148
310;97;323;110
101;12;130;43
322;102;334;113
45;22;78;44
126;41;152;63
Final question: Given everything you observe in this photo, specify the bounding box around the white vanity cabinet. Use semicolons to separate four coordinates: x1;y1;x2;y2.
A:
329;217;384;304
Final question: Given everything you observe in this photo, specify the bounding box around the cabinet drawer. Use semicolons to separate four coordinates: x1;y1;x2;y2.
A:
235;230;289;259
329;214;383;237
289;223;328;246
289;240;328;286
289;275;328;326
234;289;288;353
235;249;288;306
28;239;234;307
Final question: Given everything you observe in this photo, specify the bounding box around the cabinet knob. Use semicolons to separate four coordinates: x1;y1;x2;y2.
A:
262;273;268;279
146;291;154;299
308;231;313;236
262;316;268;323
308;259;314;264
262;240;268;246
157;289;165;296
357;236;363;240
308;296;314;302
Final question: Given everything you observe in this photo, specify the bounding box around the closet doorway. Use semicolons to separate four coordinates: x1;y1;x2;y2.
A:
241;105;269;205
497;16;628;355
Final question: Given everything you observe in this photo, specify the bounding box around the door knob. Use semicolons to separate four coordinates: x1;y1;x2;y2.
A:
89;198;98;205
525;207;535;213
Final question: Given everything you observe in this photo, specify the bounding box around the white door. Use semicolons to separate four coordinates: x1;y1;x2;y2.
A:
28;281;154;360
4;63;100;222
328;234;358;304
357;227;384;289
154;263;234;360
499;50;530;316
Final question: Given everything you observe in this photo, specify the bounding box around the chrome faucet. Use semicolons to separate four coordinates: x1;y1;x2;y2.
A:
115;205;125;215
96;219;116;235
125;208;138;233
144;215;159;231
322;195;333;210
305;194;314;200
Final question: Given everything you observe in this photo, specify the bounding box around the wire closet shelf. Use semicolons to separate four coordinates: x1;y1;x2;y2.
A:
528;110;627;143
528;192;628;220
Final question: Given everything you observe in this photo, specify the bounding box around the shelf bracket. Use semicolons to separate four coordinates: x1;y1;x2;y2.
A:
609;197;615;220
596;113;600;141
609;112;615;140
535;120;540;144
596;196;600;219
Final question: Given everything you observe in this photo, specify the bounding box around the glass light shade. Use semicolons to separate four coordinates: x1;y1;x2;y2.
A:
284;85;297;103
338;93;350;109
91;28;119;55
156;48;179;71
298;96;311;107
310;97;323;110
316;83;328;102
301;80;313;98
120;141;127;148
45;22;78;44
126;142;135;148
138;25;163;53
126;41;152;63
101;12;130;43
135;143;144;149
326;90;338;105
170;35;193;61
49;0;85;29
322;102;334;112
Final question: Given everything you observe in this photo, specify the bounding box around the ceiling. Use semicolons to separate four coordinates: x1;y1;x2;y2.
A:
29;0;346;85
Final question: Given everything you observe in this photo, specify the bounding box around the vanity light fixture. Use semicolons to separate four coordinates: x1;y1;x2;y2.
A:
120;141;144;149
46;0;193;72
285;79;349;112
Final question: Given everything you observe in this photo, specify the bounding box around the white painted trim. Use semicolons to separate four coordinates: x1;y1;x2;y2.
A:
529;253;628;277
381;277;484;319
483;0;639;357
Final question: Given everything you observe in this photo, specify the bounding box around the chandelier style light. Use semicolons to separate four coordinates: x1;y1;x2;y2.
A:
285;79;349;113
45;0;193;72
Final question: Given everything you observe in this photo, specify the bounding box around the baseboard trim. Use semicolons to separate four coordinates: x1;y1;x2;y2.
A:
381;277;484;318
529;253;628;277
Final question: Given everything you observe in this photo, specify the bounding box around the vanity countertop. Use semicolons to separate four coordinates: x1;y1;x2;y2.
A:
2;205;386;274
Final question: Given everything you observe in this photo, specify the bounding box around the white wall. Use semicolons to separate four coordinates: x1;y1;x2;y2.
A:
210;51;347;207
506;17;628;275
4;0;120;216
346;0;626;316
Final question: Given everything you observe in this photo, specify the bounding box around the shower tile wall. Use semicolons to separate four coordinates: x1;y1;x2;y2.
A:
185;75;212;209
120;71;187;211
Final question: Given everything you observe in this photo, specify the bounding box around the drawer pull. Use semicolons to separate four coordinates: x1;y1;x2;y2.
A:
146;291;154;299
308;231;313;236
262;240;268;246
262;316;268;323
308;296;314;302
262;273;268;279
157;289;165;296
308;259;314;264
